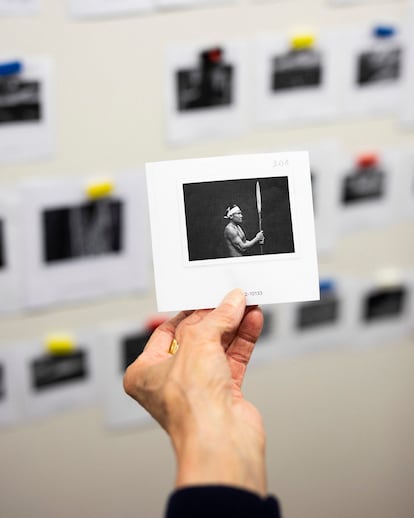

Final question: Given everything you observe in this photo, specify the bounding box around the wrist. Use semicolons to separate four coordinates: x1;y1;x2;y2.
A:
171;420;267;497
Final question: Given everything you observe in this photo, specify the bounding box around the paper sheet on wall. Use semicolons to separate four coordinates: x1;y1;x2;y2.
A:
99;323;154;429
15;333;100;421
68;0;154;17
21;170;149;309
337;23;406;118
0;0;39;15
0;346;23;428
254;30;340;126
0;57;55;164
0;190;24;314
166;41;249;144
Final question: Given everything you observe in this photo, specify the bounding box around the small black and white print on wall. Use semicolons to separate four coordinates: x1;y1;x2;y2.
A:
296;280;340;330
255;31;339;125
341;154;385;205
0;58;54;164
182;176;294;261
30;350;89;392
167;41;247;144
363;285;406;322
341;24;405;117
0;75;42;125
0;218;5;269
42;198;123;264
121;331;151;373
176;47;233;112
271;47;322;92
356;36;402;87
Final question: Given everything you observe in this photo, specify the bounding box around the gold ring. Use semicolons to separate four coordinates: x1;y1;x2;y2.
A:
168;338;179;355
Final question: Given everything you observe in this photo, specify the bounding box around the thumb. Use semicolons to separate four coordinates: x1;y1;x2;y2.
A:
202;289;246;347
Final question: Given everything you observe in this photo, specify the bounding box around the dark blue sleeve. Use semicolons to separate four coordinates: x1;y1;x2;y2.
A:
165;485;281;518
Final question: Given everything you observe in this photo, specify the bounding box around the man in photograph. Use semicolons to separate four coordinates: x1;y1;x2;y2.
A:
223;204;264;257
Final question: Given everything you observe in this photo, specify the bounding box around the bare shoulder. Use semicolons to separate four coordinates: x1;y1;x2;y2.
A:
224;223;237;238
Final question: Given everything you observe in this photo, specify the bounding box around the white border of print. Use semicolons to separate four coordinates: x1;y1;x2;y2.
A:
146;152;319;312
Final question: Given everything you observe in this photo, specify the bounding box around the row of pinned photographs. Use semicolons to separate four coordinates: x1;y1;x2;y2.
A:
0;170;150;314
1;269;413;430
0;143;413;314
2;17;414;164
167;20;414;143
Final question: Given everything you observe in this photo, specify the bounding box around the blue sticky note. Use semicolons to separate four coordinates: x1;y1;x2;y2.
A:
0;61;23;77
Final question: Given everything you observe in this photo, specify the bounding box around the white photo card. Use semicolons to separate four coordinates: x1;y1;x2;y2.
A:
146;151;320;312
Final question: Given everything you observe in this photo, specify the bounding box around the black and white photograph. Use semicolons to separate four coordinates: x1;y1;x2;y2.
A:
341;164;385;204
296;288;339;330
357;47;402;86
0;76;42;125
30;350;89;392
121;331;151;372
0;218;5;269
271;48;323;92
42;198;123;263
363;286;406;322
176;47;233;111
183;176;294;261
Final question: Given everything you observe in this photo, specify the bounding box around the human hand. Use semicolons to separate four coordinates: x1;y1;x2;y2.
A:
256;231;265;244
123;289;267;496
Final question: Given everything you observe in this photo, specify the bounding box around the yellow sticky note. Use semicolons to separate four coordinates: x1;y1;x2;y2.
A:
86;180;114;199
291;33;316;50
45;334;76;355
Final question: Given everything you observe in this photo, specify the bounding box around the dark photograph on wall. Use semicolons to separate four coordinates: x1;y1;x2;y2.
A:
183;176;294;261
0;219;6;269
176;47;233;111
271;48;323;92
363;286;406;322
0;77;42;125
341;165;385;204
42;198;123;263
121;331;151;373
296;289;340;330
357;48;402;86
30;350;88;392
0;363;5;401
